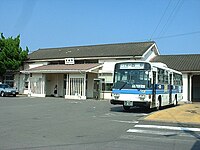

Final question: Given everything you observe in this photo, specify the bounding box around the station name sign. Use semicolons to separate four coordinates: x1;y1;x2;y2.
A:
65;58;75;64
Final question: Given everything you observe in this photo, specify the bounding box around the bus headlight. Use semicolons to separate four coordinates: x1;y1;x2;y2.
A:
139;94;145;100
113;93;120;99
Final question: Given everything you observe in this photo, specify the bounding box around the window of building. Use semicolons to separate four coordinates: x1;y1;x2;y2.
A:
104;83;113;91
24;74;29;89
4;74;14;87
99;73;113;92
75;59;98;64
49;60;65;65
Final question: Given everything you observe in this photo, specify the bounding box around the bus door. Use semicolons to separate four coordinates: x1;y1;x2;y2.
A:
169;73;172;104
152;71;156;106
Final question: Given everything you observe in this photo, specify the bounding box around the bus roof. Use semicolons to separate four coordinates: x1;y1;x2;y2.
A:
150;62;182;75
114;61;182;75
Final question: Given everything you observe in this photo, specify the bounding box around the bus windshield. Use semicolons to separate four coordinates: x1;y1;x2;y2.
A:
113;69;150;89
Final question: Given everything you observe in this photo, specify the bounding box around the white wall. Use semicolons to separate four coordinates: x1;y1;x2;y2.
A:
142;47;157;61
15;61;49;95
182;73;189;101
99;59;118;73
29;73;45;97
29;62;49;69
99;49;157;74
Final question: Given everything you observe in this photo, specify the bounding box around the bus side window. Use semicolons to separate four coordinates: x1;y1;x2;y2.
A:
158;68;164;83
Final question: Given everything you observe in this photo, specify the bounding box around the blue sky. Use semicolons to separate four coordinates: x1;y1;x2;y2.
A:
0;0;200;54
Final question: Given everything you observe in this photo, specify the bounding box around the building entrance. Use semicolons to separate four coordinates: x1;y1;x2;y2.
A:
192;75;200;102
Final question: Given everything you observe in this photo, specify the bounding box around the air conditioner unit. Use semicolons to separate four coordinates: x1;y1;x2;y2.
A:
65;58;75;64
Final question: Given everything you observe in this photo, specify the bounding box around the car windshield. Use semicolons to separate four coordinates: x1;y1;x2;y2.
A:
113;70;150;89
1;84;10;88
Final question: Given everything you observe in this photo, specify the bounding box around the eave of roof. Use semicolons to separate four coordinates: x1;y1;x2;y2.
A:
21;64;103;74
25;56;135;63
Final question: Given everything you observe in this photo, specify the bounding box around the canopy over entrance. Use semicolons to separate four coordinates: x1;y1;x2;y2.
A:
21;63;103;74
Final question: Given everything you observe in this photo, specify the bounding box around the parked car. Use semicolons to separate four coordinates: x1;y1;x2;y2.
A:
0;84;17;97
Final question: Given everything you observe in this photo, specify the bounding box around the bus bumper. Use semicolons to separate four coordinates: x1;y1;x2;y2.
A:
110;99;124;105
110;99;150;108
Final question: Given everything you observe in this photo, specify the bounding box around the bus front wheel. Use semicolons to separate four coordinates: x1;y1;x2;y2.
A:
173;95;178;106
156;97;162;110
123;106;130;111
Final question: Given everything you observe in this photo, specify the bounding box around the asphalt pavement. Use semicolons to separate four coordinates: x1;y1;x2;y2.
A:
0;96;200;150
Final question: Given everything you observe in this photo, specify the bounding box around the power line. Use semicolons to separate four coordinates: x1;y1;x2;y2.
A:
150;0;172;40
153;30;200;40
158;0;184;38
158;0;181;37
161;0;185;37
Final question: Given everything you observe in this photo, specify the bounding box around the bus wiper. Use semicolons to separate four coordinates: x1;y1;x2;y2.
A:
119;82;128;90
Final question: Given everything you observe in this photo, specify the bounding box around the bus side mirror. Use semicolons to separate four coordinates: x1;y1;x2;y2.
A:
148;80;151;88
147;79;152;88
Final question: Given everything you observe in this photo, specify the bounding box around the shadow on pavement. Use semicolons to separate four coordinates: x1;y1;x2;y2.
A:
110;106;152;114
110;104;178;114
191;141;200;150
177;121;200;140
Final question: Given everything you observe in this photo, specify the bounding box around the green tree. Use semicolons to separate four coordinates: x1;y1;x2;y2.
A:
0;33;29;79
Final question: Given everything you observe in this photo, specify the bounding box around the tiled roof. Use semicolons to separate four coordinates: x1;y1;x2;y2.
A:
28;41;155;60
22;64;102;73
151;54;200;72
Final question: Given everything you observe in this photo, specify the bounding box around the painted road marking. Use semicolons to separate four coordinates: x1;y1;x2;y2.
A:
126;129;200;138
127;129;176;136
134;124;200;132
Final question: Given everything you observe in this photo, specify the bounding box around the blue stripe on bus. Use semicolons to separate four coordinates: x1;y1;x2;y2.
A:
156;84;182;92
112;84;182;95
112;89;152;95
112;89;181;95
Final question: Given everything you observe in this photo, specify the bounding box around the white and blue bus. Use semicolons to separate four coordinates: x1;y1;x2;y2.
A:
110;61;183;110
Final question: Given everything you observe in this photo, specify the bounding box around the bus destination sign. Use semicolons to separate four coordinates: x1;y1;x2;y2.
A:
119;63;144;69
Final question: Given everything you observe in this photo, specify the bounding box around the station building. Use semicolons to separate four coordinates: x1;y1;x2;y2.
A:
15;41;200;102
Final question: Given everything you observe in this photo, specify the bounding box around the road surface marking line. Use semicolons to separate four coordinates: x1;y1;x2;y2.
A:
127;129;176;136
134;124;200;132
126;129;200;138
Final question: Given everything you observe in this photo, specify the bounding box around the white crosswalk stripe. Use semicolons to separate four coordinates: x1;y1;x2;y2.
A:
134;124;200;132
126;124;200;139
127;128;177;136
